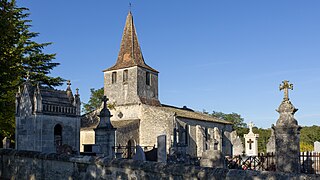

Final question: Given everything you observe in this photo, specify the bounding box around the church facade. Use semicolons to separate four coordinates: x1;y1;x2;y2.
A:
81;11;233;157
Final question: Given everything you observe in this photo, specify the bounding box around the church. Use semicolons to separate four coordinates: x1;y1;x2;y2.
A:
80;11;234;158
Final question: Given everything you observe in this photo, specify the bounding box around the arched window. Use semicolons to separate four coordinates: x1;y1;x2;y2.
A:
123;70;128;83
112;72;117;84
54;124;62;149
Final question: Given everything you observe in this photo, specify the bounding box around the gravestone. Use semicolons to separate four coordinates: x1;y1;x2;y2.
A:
157;134;167;163
266;128;275;153
273;80;301;173
200;134;225;168
133;145;146;161
244;122;259;156
94;96;116;158
2;137;10;149
314;141;320;152
233;136;244;156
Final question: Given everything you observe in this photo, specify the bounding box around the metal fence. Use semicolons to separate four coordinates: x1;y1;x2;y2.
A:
226;152;320;174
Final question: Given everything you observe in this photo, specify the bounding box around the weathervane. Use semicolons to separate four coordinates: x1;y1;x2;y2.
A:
279;80;293;101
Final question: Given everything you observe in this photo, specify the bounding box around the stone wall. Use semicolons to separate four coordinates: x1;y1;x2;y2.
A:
1;149;319;180
16;114;80;153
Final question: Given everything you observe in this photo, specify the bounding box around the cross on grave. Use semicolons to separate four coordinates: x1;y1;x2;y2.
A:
247;139;254;150
279;80;293;101
248;122;254;133
102;96;108;109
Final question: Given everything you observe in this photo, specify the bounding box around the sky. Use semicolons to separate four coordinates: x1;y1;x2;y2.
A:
17;0;320;128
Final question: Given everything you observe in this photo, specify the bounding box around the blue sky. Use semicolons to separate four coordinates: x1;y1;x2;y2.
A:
17;1;320;128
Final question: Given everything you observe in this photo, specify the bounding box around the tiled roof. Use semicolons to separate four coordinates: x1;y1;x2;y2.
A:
160;104;233;125
104;11;158;73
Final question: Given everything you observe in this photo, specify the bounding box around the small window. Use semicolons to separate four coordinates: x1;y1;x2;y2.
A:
112;72;117;84
146;72;151;86
123;70;128;83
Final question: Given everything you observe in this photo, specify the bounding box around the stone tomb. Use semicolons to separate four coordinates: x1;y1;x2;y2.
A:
244;122;259;156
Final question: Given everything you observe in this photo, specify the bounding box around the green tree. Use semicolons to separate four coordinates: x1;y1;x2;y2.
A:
82;87;116;114
82;88;104;113
0;0;63;140
210;111;247;130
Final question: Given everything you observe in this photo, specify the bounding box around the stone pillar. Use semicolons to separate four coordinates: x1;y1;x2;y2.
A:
273;80;301;173
94;96;116;158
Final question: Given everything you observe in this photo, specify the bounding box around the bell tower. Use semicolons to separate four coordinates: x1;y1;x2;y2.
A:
103;11;160;106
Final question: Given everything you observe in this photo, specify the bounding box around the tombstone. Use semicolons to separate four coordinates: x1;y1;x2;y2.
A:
266;128;275;153
314;141;320;152
233;136;244;156
273;80;301;173
93;96;117;158
133;145;146;161
200;136;225;168
244;122;259;156
157;134;167;163
2;137;10;149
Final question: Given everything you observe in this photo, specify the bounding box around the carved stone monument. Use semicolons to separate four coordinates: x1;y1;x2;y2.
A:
244;122;259;156
94;96;116;158
233;136;244;156
273;80;301;173
200;129;225;168
266;128;275;153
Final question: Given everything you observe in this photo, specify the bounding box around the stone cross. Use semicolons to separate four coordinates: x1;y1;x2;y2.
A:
67;80;71;87
248;122;254;133
247;139;254;150
102;96;108;109
279;80;293;101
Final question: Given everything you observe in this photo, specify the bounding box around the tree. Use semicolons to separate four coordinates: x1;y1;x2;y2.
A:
210;111;247;130
0;0;63;140
82;87;116;114
82;88;104;113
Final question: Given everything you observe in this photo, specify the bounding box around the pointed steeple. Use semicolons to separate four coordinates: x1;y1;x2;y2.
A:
104;11;158;73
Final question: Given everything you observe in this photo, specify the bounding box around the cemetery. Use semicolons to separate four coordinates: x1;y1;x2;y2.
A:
1;2;320;179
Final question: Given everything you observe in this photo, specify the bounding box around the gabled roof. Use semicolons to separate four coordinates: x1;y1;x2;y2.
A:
104;11;158;73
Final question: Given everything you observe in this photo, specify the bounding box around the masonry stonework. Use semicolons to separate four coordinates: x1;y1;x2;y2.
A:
1;149;319;180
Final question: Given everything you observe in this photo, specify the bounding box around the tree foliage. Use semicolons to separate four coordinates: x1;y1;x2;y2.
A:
0;0;63;140
82;87;116;114
82;88;104;114
209;111;247;130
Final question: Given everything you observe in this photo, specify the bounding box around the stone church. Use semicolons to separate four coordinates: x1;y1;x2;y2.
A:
15;80;81;153
80;11;233;157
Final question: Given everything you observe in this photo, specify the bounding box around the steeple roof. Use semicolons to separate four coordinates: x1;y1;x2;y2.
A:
104;11;158;73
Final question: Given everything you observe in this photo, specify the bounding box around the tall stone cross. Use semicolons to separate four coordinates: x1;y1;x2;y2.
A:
279;80;293;101
102;95;108;109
